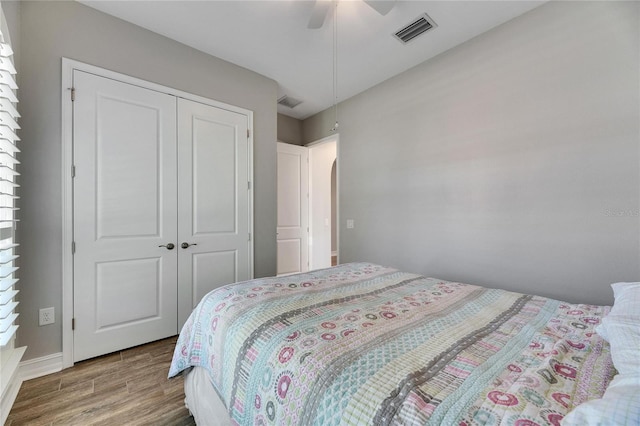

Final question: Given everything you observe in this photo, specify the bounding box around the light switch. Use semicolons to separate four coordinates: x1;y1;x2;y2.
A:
346;219;354;229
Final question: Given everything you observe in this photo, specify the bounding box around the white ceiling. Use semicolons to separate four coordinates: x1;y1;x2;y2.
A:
79;0;545;120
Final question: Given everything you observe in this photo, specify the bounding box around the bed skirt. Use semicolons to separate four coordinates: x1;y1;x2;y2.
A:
184;367;233;426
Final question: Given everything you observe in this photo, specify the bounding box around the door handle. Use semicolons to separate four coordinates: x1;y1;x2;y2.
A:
181;242;198;249
159;243;175;250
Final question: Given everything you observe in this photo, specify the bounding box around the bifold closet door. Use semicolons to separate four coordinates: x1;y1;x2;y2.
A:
73;71;178;362
177;99;250;328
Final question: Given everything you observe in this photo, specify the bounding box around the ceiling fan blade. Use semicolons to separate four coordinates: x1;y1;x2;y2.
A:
307;0;333;29
363;0;396;16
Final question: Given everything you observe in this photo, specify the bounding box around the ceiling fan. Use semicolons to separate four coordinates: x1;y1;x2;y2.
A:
307;0;396;29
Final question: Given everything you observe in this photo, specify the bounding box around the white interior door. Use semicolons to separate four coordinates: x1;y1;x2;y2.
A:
73;71;178;362
277;142;309;275
177;98;251;328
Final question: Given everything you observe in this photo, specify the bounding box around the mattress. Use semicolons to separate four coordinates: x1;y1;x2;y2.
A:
169;263;614;425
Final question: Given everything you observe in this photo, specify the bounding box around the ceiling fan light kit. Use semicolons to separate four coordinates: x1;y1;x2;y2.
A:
363;0;396;16
307;0;333;30
307;0;397;29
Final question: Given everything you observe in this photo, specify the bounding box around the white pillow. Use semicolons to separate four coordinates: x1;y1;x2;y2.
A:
567;282;640;425
562;374;640;426
610;282;640;317
595;323;609;342
600;282;640;375
597;283;640;340
601;315;640;376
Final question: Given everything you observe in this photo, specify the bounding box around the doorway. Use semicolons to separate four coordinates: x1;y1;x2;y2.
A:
276;136;338;275
308;138;337;270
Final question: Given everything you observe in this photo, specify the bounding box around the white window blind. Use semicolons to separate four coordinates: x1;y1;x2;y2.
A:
0;26;19;348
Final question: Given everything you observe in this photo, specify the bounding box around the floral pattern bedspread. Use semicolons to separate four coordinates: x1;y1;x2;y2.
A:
169;263;614;425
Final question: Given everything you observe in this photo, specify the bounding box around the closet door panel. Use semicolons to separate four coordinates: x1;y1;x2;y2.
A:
192;116;236;234
192;250;237;306
177;98;251;328
95;95;161;238
73;71;178;362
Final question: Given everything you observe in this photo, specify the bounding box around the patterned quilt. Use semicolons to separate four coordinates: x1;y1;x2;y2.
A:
169;263;615;425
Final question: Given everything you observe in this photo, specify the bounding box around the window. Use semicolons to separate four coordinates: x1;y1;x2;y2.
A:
0;22;19;348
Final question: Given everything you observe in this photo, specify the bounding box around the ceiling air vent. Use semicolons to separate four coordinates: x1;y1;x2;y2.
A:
394;13;437;44
278;95;303;109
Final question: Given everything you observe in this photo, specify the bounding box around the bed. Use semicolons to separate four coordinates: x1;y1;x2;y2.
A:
168;263;638;425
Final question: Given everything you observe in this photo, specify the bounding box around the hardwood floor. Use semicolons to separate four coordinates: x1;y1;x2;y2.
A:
7;337;196;426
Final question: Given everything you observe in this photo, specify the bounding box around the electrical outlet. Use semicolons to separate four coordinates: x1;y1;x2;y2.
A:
39;307;55;326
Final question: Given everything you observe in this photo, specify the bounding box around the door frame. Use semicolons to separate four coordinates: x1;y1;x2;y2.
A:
61;58;255;368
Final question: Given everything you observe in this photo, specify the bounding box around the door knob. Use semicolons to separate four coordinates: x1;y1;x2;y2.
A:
159;243;175;250
181;242;198;249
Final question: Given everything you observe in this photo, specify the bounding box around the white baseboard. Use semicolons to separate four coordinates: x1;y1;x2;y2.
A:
19;352;63;382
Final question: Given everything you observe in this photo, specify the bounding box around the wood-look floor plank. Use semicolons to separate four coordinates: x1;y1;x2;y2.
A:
13;374;62;403
7;336;196;426
58;353;123;390
10;380;95;424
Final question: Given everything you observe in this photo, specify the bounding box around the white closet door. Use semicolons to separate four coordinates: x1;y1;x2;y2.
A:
73;71;178;362
276;142;309;275
177;98;250;328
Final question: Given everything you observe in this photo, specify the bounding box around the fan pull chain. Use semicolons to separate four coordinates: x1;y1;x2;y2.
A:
331;0;339;132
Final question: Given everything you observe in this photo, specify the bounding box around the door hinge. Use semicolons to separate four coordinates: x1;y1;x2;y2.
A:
71;87;75;102
248;233;251;241
72;318;75;330
248;181;251;190
71;165;76;178
247;129;250;138
71;241;76;254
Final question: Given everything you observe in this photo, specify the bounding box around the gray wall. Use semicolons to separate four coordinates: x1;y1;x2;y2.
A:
18;1;277;360
277;113;303;146
303;1;640;305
